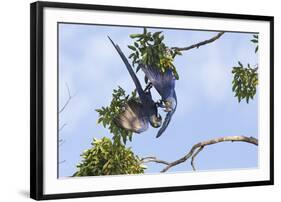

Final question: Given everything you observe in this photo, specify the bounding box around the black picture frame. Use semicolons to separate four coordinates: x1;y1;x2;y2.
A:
30;1;274;200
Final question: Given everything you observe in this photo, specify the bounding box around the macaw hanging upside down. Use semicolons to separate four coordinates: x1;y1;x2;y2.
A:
108;37;177;138
108;37;162;134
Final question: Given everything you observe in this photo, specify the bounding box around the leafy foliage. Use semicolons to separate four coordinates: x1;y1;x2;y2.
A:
95;86;137;145
73;87;145;176
128;28;182;79
251;34;259;53
73;137;145;176
231;34;259;103
232;62;258;103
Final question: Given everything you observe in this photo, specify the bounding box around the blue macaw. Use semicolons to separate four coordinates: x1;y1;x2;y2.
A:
140;64;177;138
108;37;162;134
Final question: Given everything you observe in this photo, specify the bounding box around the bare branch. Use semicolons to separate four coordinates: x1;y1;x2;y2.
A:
171;32;225;52
140;156;170;165
66;83;71;98
59;139;66;146
59;123;67;132
156;135;258;173
191;146;204;171
59;83;74;114
59;160;66;164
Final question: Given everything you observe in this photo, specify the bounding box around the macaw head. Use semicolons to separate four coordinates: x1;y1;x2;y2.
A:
163;97;177;112
149;113;162;128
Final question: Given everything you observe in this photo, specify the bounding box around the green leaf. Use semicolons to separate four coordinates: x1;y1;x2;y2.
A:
128;45;136;51
173;70;179;80
232;82;238;92
129;134;132;142
246;96;249;103
128;53;135;59
97;117;103;124
176;51;182;56
238;61;243;67
129;34;143;38
255;46;258;53
251;39;258;43
152;31;162;39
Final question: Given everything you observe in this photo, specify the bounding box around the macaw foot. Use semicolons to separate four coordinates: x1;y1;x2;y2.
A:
144;82;153;93
156;100;165;108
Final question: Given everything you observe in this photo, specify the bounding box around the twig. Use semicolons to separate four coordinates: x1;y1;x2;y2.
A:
59;123;67;132
59;160;66;164
158;135;258;172
171;32;225;52
191;146;204;171
59;83;74;114
140;156;170;165
59;139;66;146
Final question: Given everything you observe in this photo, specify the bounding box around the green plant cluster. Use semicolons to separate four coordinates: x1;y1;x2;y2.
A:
74;87;145;176
232;62;258;103
96;86;137;145
128;28;182;79
231;34;259;103
73;137;145;176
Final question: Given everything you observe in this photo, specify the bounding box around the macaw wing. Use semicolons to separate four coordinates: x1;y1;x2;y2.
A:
141;65;175;98
156;104;176;138
114;100;148;134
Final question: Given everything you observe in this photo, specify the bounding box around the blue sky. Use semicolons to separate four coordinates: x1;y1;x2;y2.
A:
58;23;258;177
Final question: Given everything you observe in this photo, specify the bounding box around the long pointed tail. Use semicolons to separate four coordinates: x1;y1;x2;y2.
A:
108;36;145;98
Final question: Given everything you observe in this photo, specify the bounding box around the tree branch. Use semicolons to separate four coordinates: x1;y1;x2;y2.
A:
59;160;66;164
191;146;204;171
140;156;170;165
59;139;66;146
151;135;258;173
171;32;225;52
59;83;74;114
59;123;67;132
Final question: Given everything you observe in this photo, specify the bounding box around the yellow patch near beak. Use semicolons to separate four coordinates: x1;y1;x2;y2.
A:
164;101;173;112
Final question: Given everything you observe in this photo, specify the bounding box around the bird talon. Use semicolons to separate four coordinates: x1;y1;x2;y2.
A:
156;100;165;108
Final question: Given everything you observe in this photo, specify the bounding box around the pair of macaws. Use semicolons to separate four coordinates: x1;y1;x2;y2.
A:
108;37;177;138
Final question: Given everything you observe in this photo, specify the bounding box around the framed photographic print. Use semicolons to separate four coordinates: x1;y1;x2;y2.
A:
30;1;274;200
